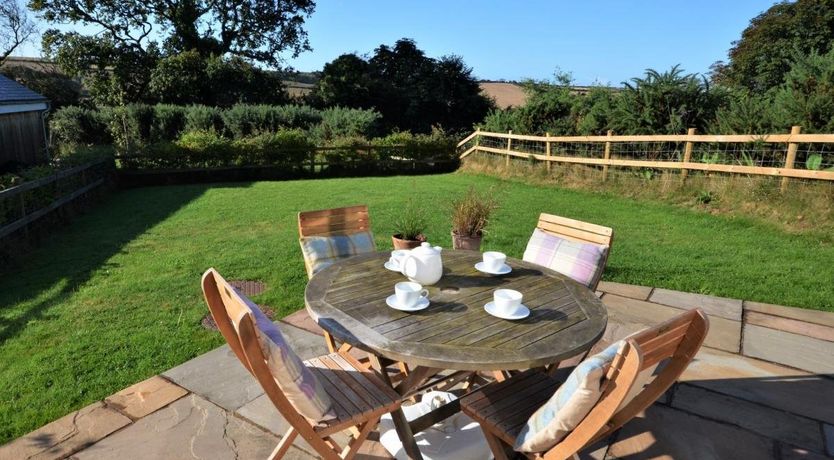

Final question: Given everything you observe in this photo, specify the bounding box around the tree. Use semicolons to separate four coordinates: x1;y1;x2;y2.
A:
34;0;314;104
612;65;725;134
0;0;35;65
312;38;493;133
771;49;834;132
32;0;314;66
713;0;834;93
148;51;287;106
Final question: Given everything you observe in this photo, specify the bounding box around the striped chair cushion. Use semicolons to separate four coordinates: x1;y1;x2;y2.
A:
299;230;376;278
514;341;623;452
235;292;335;422
522;228;609;288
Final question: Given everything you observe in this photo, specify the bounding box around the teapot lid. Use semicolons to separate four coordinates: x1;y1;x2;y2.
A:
412;242;441;255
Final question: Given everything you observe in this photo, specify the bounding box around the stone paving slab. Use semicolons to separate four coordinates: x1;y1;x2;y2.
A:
745;300;834;328
649;288;743;321
105;375;188;420
825;424;834;457
671;383;825;453
72;394;307;460
605;404;776;460
602;293;741;352
597;281;653;301
0;401;131;460
281;308;326;337
163;321;328;412
743;324;834;375
745;310;834;342
680;347;834;425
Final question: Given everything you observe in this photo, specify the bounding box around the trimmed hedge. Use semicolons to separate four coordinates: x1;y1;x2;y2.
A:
51;103;382;152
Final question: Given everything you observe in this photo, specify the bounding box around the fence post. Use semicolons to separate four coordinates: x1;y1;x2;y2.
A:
780;125;801;193
505;130;512;168
602;130;613;181
545;132;551;174
681;127;696;183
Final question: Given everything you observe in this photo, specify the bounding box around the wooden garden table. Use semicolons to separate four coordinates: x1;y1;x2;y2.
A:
305;250;608;460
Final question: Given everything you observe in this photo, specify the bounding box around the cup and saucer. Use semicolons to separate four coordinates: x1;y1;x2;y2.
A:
484;289;530;320
386;281;430;312
384;249;410;272
475;251;512;275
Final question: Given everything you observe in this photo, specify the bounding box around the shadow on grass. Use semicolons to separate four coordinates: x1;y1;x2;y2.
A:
0;183;249;344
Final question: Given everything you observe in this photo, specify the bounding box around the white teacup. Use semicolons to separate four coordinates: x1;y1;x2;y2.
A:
483;251;507;272
389;249;410;269
493;289;522;315
395;281;429;308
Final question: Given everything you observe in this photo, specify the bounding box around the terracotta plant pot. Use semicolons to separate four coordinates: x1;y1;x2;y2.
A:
452;231;482;251
392;233;426;250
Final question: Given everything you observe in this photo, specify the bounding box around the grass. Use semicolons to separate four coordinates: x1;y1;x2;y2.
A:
1;172;833;442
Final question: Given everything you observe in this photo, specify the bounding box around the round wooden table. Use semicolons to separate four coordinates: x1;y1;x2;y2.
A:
305;250;608;460
305;250;608;371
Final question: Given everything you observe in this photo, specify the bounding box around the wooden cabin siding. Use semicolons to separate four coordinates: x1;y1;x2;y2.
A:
0;110;47;166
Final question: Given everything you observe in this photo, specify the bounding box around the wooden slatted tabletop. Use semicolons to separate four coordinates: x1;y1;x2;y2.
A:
305;250;608;371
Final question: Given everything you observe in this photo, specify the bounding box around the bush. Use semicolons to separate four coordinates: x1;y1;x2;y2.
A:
184;105;223;132
50;106;112;150
233;129;315;167
313;107;381;141
176;130;236;167
373;129;457;161
151;105;189;141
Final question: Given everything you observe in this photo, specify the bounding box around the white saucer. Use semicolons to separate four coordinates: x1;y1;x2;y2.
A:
384;261;401;272
475;262;512;275
386;294;430;312
484;302;530;320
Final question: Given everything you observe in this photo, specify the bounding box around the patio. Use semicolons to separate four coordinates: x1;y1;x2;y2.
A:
4;281;833;460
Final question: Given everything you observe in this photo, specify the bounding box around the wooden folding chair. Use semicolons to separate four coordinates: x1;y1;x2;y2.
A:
202;268;403;460
534;213;614;291
298;205;374;353
461;308;709;460
298;205;410;379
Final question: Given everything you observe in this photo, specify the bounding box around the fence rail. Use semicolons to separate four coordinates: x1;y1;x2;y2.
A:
0;159;112;240
458;127;834;190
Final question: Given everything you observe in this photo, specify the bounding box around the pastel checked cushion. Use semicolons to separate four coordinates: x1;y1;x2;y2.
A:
514;341;623;452
300;230;376;278
232;288;335;422
522;228;609;288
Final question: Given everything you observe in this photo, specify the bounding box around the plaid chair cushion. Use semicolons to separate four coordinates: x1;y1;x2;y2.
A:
514;341;623;452
235;291;335;422
300;230;376;278
522;228;609;288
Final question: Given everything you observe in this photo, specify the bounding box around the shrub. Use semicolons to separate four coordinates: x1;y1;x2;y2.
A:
374;129;457;161
151;105;189;141
50;106;112;150
313;107;381;141
184;105;223;132
176;130;235;167
232;129;314;166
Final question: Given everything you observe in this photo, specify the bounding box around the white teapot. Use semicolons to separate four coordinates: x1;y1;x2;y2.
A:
401;242;443;285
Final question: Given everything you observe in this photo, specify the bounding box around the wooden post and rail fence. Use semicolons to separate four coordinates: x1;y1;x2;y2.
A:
457;126;834;191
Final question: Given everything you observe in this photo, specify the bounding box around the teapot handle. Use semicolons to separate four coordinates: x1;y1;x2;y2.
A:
400;254;416;277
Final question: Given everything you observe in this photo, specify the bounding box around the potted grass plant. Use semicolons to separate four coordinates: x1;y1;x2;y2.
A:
392;199;428;250
451;186;498;251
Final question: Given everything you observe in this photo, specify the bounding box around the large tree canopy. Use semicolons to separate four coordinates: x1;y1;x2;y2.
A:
712;0;834;93
33;0;314;104
0;0;35;65
31;0;314;65
312;38;493;133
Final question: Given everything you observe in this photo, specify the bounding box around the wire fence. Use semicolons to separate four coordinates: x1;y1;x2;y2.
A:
458;128;834;190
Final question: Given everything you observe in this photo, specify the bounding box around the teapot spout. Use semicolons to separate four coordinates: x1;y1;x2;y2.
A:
433;246;443;252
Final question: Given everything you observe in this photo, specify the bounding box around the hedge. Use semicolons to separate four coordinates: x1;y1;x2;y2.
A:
51;103;382;153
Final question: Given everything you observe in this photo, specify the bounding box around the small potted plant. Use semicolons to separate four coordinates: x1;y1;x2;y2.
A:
451;186;498;251
392;199;428;250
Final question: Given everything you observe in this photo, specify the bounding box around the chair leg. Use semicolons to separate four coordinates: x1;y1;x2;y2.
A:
482;428;513;460
324;331;339;353
269;427;298;460
341;417;380;460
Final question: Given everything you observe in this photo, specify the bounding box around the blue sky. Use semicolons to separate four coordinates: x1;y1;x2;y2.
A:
19;0;778;85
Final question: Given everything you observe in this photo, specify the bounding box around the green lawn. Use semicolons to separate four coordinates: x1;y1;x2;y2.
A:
1;172;833;443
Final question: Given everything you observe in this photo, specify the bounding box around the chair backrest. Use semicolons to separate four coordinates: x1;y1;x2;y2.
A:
298;205;371;238
201;268;319;437
536;213;613;248
545;308;709;459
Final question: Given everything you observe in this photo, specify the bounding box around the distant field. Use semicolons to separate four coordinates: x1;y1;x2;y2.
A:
1;172;832;443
